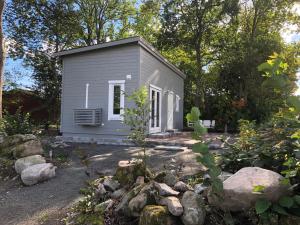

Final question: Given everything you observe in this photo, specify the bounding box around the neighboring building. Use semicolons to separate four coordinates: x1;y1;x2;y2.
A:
54;36;186;144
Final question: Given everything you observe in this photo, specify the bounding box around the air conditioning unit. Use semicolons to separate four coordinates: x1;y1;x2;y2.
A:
74;108;102;126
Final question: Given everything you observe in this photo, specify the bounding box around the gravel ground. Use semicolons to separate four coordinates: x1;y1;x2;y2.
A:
0;144;202;225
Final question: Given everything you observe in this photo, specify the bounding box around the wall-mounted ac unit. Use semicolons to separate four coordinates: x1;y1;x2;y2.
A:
74;108;102;126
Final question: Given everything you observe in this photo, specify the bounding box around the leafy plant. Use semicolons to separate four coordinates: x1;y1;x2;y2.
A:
123;86;150;166
222;113;300;184
65;178;106;225
187;107;223;197
255;195;300;224
1;108;34;135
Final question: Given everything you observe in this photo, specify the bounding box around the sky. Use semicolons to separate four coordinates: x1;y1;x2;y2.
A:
4;2;300;93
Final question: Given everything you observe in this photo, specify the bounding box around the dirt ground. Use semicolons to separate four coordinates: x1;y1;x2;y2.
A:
0;143;203;225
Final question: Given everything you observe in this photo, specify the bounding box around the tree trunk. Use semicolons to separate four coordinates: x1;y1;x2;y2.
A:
0;0;5;119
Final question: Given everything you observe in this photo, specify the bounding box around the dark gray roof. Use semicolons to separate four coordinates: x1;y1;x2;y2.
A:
53;36;186;79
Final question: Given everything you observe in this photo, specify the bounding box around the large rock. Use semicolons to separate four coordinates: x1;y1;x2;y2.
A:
12;139;44;158
160;196;183;216
0;134;38;157
181;191;206;225
174;181;189;192
154;182;179;196
111;188;126;199
21;163;56;186
208;167;290;212
128;192;149;216
115;184;144;215
139;205;177;225
115;160;147;186
15;155;46;174
163;171;178;187
0;134;37;149
103;177;120;191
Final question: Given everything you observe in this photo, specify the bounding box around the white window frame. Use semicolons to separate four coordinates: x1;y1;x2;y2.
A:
108;80;125;120
175;94;180;112
149;84;162;133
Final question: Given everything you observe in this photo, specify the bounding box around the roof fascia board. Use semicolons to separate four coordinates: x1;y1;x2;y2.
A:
52;37;140;57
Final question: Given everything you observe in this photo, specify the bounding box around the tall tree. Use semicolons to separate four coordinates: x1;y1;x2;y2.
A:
5;0;79;123
74;0;136;45
132;0;163;45
0;0;4;119
158;0;239;110
215;0;298;123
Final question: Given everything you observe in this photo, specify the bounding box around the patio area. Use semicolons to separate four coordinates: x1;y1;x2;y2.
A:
146;131;232;148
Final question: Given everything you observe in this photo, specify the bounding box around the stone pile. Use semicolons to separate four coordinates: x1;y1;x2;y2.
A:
0;134;56;186
90;160;291;225
93;160;206;225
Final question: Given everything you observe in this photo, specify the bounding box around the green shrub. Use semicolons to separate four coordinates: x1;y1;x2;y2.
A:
1;108;34;135
222;111;300;186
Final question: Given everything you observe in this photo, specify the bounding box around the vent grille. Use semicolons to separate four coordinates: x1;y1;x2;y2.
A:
74;108;102;126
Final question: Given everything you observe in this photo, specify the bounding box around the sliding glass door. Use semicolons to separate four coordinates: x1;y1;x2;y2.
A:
149;85;161;133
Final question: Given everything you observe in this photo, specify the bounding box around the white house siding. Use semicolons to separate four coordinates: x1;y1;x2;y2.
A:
139;47;184;132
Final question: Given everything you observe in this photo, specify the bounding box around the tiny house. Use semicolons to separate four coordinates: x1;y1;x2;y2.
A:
54;37;186;144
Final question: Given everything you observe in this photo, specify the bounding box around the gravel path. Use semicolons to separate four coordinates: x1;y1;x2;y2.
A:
0;144;201;225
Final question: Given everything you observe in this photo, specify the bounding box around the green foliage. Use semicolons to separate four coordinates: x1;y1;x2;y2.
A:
123;86;150;165
255;199;272;214
257;53;288;78
222;113;300;185
187;107;223;197
0;108;34;135
254;195;300;223
65;178;106;225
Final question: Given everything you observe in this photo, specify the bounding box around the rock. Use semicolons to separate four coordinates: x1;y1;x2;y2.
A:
1;134;37;149
140;182;156;194
163;172;178;187
181;191;206;225
14;155;46;174
0;134;40;158
280;216;300;225
136;176;145;185
218;171;233;182
154;171;167;183
208;167;290;212
111;188;126;199
115;160;147;186
21;163;56;186
154;182;179;196
115;184;144;215
96;183;107;197
174;181;189;192
194;183;208;194
95;199;114;213
160;196;183;216
208;143;221;150
139;205;177;225
129;193;148;216
103;177;120;191
12;139;44;158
